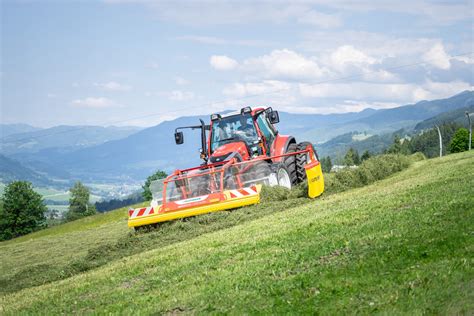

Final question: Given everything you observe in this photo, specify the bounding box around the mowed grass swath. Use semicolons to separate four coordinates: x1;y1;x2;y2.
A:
1;151;473;314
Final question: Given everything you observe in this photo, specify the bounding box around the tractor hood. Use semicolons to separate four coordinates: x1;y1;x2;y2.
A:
210;141;249;163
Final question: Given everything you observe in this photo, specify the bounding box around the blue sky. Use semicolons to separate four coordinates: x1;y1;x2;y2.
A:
1;0;473;127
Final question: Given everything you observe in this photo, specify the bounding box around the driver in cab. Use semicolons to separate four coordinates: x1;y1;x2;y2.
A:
237;115;257;142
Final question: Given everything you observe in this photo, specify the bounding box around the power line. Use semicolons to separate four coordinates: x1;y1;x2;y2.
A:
4;50;473;143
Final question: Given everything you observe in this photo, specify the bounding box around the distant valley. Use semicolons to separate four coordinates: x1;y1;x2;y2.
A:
1;90;473;204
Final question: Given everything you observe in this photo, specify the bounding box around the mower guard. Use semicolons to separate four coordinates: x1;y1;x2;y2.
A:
128;185;261;228
304;160;324;198
128;146;324;228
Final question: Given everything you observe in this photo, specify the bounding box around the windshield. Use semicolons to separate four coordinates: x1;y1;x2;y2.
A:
210;113;258;151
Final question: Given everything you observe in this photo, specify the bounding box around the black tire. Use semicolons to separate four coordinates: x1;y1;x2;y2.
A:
296;142;315;182
243;160;269;183
280;142;298;187
224;174;238;190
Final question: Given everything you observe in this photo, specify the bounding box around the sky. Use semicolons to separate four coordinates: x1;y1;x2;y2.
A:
1;0;473;127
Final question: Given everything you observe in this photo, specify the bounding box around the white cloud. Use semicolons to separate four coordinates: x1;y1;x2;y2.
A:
300;31;442;58
210;55;238;70
453;55;474;64
236;47;399;84
299;82;423;102
174;76;190;85
217;79;471;115
71;97;117;108
242;49;327;80
329;45;376;70
423;43;451;70
94;81;132;91
222;80;291;98
297;10;342;28
168;90;195;101
421;80;473;99
298;80;472;103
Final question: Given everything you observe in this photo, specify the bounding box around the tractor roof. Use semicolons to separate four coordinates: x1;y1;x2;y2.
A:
212;107;266;120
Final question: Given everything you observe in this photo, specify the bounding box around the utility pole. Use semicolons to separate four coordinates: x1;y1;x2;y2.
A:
435;125;442;157
466;111;472;151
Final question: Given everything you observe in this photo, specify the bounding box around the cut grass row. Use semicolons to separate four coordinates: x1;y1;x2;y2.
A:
1;151;472;313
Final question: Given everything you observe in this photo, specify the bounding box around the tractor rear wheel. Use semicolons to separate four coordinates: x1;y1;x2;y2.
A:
277;143;298;189
296;142;316;182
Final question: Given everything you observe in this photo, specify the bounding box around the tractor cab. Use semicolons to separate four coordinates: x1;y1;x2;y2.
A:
208;107;280;163
174;106;280;164
209;110;259;162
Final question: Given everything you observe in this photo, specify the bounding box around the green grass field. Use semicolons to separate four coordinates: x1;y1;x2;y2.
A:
0;151;473;314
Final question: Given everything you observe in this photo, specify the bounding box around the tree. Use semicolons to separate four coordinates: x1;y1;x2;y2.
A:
387;135;402;154
0;181;46;241
406;123;460;158
344;148;360;166
320;156;333;173
361;150;371;161
65;181;96;221
142;170;167;201
449;128;471;153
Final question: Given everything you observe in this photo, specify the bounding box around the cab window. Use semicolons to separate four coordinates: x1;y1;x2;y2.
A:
210;114;258;152
256;112;275;149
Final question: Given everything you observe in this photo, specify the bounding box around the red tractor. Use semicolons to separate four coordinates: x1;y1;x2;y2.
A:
174;106;317;189
128;106;324;228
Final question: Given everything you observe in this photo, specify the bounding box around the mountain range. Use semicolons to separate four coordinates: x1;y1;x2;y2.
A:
0;125;142;155
1;90;473;189
0;123;42;138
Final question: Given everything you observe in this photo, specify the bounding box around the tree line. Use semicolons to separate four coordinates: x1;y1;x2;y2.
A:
318;124;472;173
0;170;168;241
0;181;96;241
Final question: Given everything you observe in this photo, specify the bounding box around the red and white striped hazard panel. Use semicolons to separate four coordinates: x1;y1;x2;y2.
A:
128;206;155;219
229;186;258;198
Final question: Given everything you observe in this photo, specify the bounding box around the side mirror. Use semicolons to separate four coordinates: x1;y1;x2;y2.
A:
268;110;280;124
174;131;184;145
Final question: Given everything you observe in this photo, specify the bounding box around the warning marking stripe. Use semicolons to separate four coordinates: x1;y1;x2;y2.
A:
129;206;154;218
129;185;258;216
229;186;257;199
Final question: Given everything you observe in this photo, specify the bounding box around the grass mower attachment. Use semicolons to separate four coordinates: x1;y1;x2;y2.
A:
128;145;324;229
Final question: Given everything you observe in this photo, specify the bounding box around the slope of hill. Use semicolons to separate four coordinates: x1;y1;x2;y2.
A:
0;125;142;155
299;90;473;142
317;131;395;160
354;90;474;129
317;99;474;160
0;154;61;187
415;104;474;130
1;151;472;314
0;123;42;138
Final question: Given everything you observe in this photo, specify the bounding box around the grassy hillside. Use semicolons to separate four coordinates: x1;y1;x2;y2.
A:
1;151;473;314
